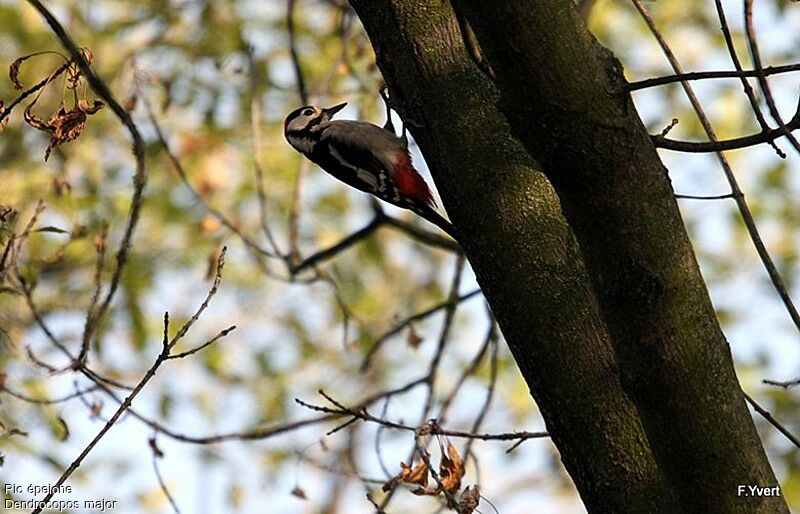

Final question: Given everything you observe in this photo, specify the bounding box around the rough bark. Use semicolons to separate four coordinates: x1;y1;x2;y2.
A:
348;0;681;511
453;1;787;512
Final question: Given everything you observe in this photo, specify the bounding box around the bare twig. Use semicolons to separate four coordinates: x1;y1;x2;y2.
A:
150;436;182;514
287;0;309;105
463;318;500;462
674;193;736;200
744;0;800;155
652;95;800;152
295;395;548;444
290;214;386;274
763;377;800;389
360;288;482;371
627;63;800;91
713;0;784;158
78;223;108;362
0;383;100;405
246;48;284;258
30;314;175;514
287;159;308;266
24;0;149;366
0;61;70;125
139;90;277;261
421;255;466;420
744;393;800;449
383;216;460;251
168;247;227;348
633;0;800;339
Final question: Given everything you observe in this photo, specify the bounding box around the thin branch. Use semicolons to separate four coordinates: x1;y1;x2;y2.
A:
627;62;800;91
383;216;460;252
744;0;800;155
24;0;149;366
30;316;174;514
287;159;308;266
287;0;309;105
78;223;109;362
633;0;800;337
290;214;386;274
28;249;233;511
674;193;735;200
421;254;466;420
246;48;284;258
0;61;70;125
168;247;227;348
150;437;182;514
0;383;100;405
713;0;784;158
139;90;277;261
463;317;499;462
167;325;236;360
652;94;800;152
360;288;482;372
763;377;800;389
295;395;548;443
744;393;800;449
438;321;494;423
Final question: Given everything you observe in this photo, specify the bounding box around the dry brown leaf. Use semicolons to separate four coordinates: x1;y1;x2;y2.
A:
459;485;480;514
0;100;7;133
123;94;138;111
9;55;31;90
66;48;94;90
407;325;423;349
148;437;164;458
439;442;465;494
382;460;429;492
290;485;307;500
24;99;104;160
381;476;399;492
401;460;429;487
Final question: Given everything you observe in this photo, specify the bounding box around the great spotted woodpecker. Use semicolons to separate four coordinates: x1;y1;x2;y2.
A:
283;102;457;239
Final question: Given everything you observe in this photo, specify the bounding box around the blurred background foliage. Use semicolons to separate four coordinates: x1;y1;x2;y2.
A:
0;0;799;512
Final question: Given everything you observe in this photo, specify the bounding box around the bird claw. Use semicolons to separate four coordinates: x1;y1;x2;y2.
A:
379;85;422;145
380;85;396;134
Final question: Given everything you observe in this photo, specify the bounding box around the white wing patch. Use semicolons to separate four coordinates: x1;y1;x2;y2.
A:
329;146;379;191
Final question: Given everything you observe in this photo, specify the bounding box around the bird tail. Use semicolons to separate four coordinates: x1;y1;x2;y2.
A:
418;204;459;242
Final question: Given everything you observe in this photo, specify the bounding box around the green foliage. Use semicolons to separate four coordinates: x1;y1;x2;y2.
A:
0;0;798;512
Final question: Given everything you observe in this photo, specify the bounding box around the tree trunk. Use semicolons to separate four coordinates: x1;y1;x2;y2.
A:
348;0;680;511
349;0;787;512
454;1;785;512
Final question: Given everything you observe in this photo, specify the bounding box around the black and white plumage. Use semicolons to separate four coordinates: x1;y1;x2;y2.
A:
283;102;456;239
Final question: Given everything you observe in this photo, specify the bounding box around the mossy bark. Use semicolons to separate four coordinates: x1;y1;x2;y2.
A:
349;0;681;512
450;1;787;512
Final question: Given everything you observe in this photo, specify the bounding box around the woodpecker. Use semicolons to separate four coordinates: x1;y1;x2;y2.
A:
283;101;457;240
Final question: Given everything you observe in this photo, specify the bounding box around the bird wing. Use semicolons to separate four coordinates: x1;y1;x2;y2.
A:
320;121;434;207
320;121;406;177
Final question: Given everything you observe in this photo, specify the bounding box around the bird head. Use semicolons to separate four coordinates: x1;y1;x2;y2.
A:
284;102;347;135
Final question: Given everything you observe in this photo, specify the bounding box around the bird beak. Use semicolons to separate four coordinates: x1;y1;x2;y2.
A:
322;102;347;118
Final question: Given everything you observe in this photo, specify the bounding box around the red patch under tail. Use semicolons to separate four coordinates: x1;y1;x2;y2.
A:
394;152;435;207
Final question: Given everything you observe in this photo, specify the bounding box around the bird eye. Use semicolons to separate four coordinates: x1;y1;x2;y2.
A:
303;108;314;116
